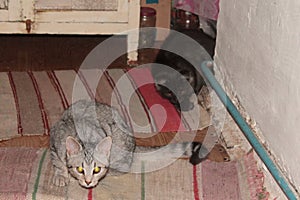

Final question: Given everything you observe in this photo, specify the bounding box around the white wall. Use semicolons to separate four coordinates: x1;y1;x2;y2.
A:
215;0;300;192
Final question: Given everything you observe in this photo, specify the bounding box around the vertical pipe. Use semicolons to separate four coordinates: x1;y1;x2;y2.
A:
200;61;297;200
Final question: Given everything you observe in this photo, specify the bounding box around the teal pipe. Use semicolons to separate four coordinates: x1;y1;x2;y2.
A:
200;61;297;200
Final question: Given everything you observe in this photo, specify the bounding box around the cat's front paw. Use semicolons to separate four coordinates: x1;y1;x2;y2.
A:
52;174;69;187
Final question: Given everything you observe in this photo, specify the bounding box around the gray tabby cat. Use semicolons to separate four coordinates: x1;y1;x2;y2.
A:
50;100;207;189
50;100;135;188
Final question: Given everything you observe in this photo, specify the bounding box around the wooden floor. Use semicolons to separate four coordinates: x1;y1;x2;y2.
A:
0;34;159;71
0;29;214;71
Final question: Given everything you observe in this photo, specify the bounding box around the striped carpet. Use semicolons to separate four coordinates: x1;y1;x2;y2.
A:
0;68;269;199
0;147;268;199
0;67;210;141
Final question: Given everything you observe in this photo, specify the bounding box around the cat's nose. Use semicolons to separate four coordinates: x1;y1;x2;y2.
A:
85;180;92;185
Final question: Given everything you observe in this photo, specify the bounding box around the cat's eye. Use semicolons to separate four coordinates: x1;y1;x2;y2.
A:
76;166;84;174
93;166;101;174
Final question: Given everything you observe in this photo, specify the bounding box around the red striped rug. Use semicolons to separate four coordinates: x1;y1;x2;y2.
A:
0;147;269;199
0;68;210;141
0;68;269;199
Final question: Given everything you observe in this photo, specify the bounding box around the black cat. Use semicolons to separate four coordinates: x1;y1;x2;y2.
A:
152;29;215;111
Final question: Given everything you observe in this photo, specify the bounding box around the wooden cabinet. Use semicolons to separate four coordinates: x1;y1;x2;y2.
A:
0;0;140;61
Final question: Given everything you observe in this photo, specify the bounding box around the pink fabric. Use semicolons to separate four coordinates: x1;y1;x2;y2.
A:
174;0;220;20
201;160;241;199
0;147;39;197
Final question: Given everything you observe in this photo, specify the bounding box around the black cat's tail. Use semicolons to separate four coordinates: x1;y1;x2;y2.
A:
189;142;209;165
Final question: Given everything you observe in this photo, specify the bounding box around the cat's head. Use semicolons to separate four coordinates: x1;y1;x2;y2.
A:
155;76;196;111
65;136;112;188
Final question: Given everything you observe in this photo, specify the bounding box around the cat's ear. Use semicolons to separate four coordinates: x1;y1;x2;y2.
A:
66;136;82;156
95;137;112;160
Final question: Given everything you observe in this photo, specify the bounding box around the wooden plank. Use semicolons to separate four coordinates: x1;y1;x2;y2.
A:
35;0;118;11
127;0;140;61
8;0;22;21
32;22;130;34
0;34;127;71
34;0;128;23
0;10;8;21
34;10;128;23
0;22;27;33
21;0;34;20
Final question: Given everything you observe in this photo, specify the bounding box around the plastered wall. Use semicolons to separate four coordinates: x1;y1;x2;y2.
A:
215;0;300;192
